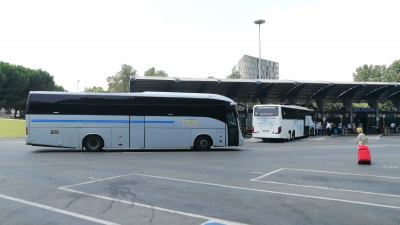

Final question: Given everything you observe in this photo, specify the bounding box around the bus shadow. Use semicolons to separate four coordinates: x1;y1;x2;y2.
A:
32;148;243;153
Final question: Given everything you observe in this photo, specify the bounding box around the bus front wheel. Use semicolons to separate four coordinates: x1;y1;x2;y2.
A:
83;135;104;151
194;135;212;151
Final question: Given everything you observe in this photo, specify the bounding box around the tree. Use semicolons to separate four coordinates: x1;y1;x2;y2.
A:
144;67;168;77
107;64;136;93
0;61;64;117
352;60;400;112
386;60;400;82
353;64;387;82
226;70;241;79
84;86;107;92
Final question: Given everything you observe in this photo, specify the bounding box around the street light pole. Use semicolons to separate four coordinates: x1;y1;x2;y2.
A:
254;19;265;79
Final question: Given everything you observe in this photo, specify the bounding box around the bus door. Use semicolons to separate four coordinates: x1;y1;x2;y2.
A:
227;111;239;146
130;116;145;148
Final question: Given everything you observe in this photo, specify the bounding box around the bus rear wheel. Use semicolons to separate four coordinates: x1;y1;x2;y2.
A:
194;135;212;151
83;135;104;151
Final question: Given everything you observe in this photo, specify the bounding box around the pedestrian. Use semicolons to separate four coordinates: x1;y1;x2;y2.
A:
326;121;332;136
316;121;322;135
355;127;368;146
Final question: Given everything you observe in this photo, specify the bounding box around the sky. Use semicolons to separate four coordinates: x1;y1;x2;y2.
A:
1;0;399;91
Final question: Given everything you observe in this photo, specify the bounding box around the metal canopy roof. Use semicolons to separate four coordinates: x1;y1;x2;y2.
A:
130;77;400;104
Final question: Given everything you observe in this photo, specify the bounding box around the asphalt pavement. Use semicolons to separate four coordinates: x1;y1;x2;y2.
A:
0;135;399;225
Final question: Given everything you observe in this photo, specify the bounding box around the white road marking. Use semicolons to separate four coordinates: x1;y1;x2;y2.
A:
59;187;246;225
0;193;119;225
284;168;400;180
312;137;326;141
250;168;284;181
60;171;400;211
253;180;400;198
201;220;229;225
383;166;398;169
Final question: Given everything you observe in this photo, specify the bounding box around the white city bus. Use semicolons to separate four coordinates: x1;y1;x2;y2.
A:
26;91;243;151
252;104;314;141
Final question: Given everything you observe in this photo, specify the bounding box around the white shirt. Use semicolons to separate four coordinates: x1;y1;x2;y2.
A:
326;122;332;129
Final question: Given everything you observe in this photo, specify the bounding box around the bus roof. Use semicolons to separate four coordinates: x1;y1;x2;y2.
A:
29;91;235;103
254;104;314;111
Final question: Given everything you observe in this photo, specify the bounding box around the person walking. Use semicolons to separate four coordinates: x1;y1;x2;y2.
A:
355;127;368;146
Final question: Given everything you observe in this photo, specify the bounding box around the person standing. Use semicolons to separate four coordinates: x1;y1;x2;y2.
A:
326;121;332;136
316;121;322;135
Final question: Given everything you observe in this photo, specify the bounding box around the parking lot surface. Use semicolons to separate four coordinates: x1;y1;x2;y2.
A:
0;135;399;225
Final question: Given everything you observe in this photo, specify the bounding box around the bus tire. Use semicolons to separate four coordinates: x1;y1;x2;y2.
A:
83;135;104;151
194;135;213;151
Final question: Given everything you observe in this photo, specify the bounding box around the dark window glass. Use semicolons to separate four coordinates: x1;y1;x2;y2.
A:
282;107;306;120
254;106;278;116
26;93;232;123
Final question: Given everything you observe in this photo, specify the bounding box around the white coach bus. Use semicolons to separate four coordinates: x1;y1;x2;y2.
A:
26;91;243;151
252;104;314;142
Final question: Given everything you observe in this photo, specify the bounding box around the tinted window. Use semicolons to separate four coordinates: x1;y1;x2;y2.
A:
254;106;278;116
282;107;306;120
26;93;231;123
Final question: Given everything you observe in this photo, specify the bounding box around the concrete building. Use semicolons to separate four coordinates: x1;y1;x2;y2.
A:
232;55;279;79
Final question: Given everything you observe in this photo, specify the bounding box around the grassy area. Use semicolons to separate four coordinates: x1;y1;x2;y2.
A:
0;118;25;138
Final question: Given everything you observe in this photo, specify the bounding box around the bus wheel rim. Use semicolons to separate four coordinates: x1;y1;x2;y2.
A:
200;139;208;148
88;139;100;149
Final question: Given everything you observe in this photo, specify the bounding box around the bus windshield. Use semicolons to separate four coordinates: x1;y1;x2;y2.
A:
254;106;278;117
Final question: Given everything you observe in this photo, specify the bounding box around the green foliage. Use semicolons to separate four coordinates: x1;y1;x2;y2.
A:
84;86;107;92
386;60;400;82
352;103;369;108
353;60;400;82
379;101;397;112
353;60;400;111
107;64;136;93
353;64;387;82
144;67;168;77
0;62;64;117
324;102;343;111
226;71;241;79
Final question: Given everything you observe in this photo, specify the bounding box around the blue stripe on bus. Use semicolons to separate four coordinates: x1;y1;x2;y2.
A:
31;119;175;124
142;120;175;124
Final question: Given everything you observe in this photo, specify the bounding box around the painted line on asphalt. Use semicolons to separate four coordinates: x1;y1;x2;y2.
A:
252;180;400;198
0;193;119;225
383;165;398;169
201;220;227;225
250;168;284;181
60;171;400;211
59;187;246;225
284;168;400;180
